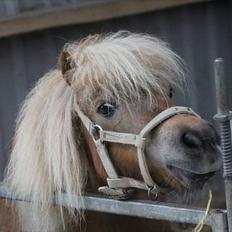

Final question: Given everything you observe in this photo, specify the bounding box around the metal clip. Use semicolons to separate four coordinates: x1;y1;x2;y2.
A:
213;112;232;122
146;185;158;200
91;124;103;142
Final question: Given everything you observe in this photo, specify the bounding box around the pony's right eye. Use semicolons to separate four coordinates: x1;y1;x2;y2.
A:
97;102;117;118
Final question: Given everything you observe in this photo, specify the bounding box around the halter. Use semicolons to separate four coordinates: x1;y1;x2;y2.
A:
73;101;200;200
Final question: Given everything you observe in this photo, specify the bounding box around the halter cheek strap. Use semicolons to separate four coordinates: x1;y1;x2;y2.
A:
73;101;200;199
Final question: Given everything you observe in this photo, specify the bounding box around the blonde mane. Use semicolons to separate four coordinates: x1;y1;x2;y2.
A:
4;31;185;231
64;31;185;106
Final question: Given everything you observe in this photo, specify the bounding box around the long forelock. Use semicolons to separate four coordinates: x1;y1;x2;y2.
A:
65;31;185;108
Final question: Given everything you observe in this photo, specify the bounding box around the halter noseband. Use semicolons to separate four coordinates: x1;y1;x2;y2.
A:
73;101;200;200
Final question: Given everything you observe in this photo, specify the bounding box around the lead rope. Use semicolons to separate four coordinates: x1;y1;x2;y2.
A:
193;188;212;232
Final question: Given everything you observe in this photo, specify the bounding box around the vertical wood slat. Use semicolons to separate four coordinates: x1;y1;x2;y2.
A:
0;0;19;17
3;0;18;16
10;37;28;106
18;0;44;12
0;39;16;180
0;1;7;17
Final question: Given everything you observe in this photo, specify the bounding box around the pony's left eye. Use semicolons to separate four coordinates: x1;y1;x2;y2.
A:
169;88;173;98
97;102;117;118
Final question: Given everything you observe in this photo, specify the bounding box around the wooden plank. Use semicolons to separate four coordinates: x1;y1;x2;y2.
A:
0;0;213;38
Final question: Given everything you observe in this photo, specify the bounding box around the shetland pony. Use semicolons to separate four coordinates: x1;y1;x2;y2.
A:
4;32;221;232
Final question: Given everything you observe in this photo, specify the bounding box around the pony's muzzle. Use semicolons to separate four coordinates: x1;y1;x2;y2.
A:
159;117;222;180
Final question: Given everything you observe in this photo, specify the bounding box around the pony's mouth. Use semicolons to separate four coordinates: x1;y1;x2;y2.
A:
167;165;216;190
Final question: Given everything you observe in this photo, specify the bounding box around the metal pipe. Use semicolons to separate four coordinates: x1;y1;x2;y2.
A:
214;58;232;232
0;185;227;232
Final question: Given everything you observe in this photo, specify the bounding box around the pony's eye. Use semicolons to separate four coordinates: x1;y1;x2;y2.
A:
169;88;173;99
97;102;117;118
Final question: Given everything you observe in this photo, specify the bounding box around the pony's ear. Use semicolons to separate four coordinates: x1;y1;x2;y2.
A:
59;51;72;85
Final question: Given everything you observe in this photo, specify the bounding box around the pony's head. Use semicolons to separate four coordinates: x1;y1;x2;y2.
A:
6;32;221;231
60;32;221;198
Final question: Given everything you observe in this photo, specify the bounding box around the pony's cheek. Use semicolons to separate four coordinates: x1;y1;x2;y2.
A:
107;144;141;178
145;143;166;167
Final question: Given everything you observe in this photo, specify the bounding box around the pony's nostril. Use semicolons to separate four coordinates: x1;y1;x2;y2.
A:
182;132;202;149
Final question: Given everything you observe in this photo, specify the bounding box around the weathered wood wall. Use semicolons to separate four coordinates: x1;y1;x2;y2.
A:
0;0;231;185
0;0;210;37
0;0;210;18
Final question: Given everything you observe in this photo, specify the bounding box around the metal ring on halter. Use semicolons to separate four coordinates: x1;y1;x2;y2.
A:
91;124;103;142
146;185;158;200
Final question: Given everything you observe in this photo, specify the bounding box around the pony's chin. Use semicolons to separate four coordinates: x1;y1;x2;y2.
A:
166;185;207;206
163;166;215;205
168;165;215;190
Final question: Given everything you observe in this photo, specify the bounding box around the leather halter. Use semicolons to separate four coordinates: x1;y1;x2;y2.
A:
73;100;200;199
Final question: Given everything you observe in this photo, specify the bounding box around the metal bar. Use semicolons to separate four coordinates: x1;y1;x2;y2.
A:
214;58;232;232
0;185;227;231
